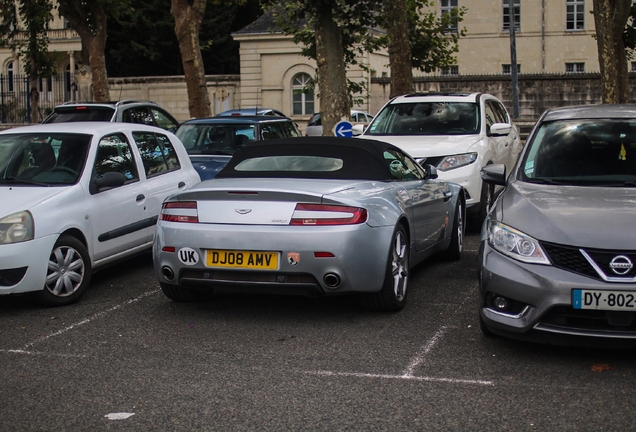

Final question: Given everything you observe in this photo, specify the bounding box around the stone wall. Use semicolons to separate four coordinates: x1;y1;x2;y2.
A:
107;75;241;122
371;73;636;121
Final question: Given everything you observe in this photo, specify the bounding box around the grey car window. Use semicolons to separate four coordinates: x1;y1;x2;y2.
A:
150;108;179;132
94;133;139;182
133;132;181;178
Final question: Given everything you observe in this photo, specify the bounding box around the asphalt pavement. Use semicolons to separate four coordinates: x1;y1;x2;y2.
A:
1;233;635;431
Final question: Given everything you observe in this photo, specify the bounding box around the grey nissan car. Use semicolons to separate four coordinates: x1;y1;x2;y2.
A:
478;104;636;347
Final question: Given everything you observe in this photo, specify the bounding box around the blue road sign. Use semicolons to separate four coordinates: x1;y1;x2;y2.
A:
334;120;353;138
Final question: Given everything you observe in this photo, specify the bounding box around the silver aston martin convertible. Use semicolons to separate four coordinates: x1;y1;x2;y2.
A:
153;137;465;311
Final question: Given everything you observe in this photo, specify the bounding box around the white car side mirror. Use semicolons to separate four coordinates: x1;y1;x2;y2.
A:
489;123;512;136
352;124;365;136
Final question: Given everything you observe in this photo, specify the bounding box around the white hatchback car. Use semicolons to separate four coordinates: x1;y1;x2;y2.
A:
360;93;522;227
0;122;200;306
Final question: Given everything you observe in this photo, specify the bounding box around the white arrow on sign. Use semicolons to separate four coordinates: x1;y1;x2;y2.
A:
336;124;352;136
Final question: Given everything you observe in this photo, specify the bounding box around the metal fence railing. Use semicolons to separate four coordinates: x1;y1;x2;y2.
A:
0;73;73;124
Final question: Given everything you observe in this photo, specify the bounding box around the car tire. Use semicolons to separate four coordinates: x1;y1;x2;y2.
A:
160;282;213;302
479;313;495;337
358;224;409;312
35;235;92;307
443;198;465;261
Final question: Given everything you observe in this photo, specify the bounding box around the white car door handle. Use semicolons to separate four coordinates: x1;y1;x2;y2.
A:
136;194;145;202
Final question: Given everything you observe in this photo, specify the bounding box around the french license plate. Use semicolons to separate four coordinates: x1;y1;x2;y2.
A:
572;289;636;311
205;249;279;270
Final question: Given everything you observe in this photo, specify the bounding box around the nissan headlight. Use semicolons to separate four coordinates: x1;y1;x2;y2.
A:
435;153;478;172
487;221;550;265
0;211;34;244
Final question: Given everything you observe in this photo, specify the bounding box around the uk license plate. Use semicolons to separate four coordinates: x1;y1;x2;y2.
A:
572;289;636;311
205;249;279;270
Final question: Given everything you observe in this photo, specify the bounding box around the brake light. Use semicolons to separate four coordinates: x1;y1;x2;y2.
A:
160;201;198;223
290;204;367;226
75;106;88;110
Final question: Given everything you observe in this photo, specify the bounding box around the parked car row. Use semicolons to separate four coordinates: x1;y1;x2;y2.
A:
2;96;633;348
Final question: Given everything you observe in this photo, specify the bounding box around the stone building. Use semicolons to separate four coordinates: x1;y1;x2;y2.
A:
0;0;629;126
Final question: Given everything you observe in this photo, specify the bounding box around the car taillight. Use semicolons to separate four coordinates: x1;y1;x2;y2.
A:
160;201;198;223
290;204;367;226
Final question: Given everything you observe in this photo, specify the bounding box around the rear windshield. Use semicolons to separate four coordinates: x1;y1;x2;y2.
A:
521;119;636;186
44;107;115;123
366;102;479;135
235;156;343;172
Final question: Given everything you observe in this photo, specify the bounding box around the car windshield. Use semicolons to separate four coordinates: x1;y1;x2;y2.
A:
176;124;255;155
521;119;636;186
44;107;115;123
366;102;479;135
0;133;91;185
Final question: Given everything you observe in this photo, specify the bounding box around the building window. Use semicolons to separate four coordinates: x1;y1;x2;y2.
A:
440;66;459;76
503;0;520;31
502;64;521;74
6;61;14;92
292;73;314;116
441;0;459;33
631;61;636;72
565;62;585;73
566;0;585;30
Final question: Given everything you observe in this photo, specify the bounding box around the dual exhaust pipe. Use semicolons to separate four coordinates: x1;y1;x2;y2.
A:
162;265;341;289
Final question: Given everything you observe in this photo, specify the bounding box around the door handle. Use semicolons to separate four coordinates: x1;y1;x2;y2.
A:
178;181;186;188
443;191;453;201
136;194;145;202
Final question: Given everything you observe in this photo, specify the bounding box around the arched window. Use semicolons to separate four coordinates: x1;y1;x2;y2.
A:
291;73;314;116
7;61;14;92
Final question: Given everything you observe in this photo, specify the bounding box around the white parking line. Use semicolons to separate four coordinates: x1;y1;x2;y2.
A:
0;290;159;356
401;326;447;376
304;370;493;386
303;295;494;387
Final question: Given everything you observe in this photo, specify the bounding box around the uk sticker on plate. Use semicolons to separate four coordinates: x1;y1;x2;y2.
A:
572;289;636;311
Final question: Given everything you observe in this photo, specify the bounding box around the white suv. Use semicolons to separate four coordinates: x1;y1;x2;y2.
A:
360;92;521;227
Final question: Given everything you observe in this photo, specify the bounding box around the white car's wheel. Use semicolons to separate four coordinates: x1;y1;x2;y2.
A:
36;235;92;306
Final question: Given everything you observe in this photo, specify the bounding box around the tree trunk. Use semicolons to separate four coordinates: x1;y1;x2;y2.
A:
171;0;211;118
593;0;631;103
29;58;40;123
385;0;413;98
58;1;110;102
314;6;350;136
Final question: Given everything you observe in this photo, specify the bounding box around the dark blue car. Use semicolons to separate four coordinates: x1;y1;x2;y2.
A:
176;116;302;180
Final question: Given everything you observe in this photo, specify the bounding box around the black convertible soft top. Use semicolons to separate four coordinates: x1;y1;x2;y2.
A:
215;136;402;180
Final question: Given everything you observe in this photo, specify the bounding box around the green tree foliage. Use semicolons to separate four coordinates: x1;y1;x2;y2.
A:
106;0;261;77
266;0;466;132
0;0;55;122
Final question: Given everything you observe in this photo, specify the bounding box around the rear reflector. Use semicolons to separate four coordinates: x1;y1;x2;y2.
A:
290;204;367;226
314;252;335;258
160;201;199;223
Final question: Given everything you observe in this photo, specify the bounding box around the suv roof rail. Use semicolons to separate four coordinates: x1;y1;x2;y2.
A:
404;92;475;98
115;99;157;106
60;100;118;106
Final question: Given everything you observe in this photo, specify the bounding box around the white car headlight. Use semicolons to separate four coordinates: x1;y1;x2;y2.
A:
487;221;550;265
0;211;34;244
435;153;478;172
